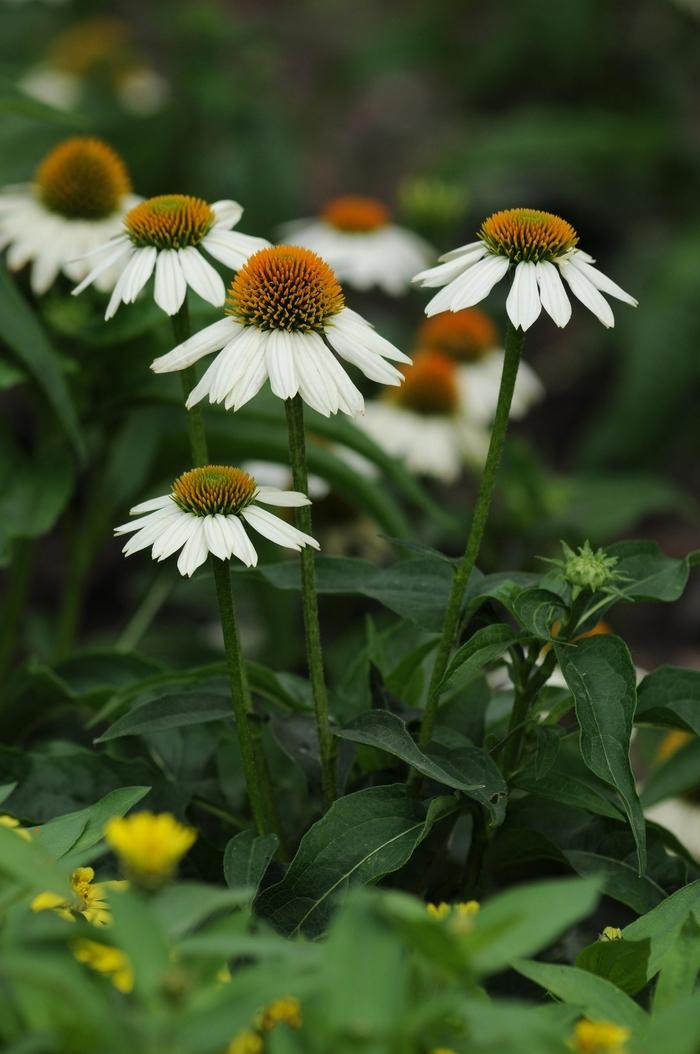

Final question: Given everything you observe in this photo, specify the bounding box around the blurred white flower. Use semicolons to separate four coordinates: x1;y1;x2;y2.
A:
151;245;410;417
18;67;80;111
413;207;638;330
281;195;433;296
72;195;270;318
0;137;137;295
115;465;319;578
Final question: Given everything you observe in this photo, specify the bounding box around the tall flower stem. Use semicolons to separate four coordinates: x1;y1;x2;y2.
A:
416;322;524;752
285;394;336;809
171;302;208;468
211;557;269;835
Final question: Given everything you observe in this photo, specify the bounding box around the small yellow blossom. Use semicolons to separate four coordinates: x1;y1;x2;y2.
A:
427;900;480;931
31;867;125;926
216;963;232;984
430;1049;459;1054
256;996;302;1032
226;1032;263;1054
427;901;451;920
600;926;623;942
0;815;31;841
73;938;134;993
572;1019;630;1054
104;811;196;887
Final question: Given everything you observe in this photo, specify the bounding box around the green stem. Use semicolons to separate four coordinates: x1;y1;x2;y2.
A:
0;539;34;683
54;480;108;659
211;557;269;835
171;302;208;467
417;322;524;753
116;573;173;653
285;395;336;809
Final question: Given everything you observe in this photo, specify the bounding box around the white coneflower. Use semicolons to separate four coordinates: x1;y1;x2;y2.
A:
417;308;543;423
0;137;137;295
359;351;491;483
280;195;434;296
72;194;270;319
413;207;638;330
115;465;319;578
150;244;410;417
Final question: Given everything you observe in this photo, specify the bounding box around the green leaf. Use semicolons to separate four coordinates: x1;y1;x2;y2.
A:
514;747;625;821
636;665;700;734
641;737;700;807
512;588;568;639
108;886;170;999
466;876;600;977
652;914;700;1012
0;823;72;899
39;787;151;859
0;262;84;460
362;558;454;631
437;623;520;698
576;936;651;997
564;849;665;915
256;785;455;937
150;882;251;940
623;878;700;983
223;830;278;900
95;691;232;741
609;540;693;602
555;634;646;873
514;959;648;1031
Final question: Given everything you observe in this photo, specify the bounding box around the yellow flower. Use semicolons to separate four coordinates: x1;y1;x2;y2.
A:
0;815;31;841
104;811;196;887
430;1049;459;1054
572;1019;630;1053
31;867;125;926
600;926;623;942
427;900;480;931
72;938;134;993
226;1032;263;1054
427;901;451;920
256;996;302;1032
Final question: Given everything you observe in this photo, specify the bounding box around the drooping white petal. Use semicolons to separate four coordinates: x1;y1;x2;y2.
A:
203;514;232;560
151;513;196;561
151;317;240;373
115;505;181;537
210;199;243;229
122;510;183;554
154;248;187;315
241;505;319;551
105;251;139;319
558;259;615;328
437;240;486;262
331;308;411;363
505;261;542;331
536;260;572;327
265;328;300;400
176;519;209;577
195;328;260;406
122;245;157;302
129;494;173;515
309;339;365;416
412;248;486;288
255;486;311;507
225;515;258;567
178;246;226;307
292;332;339;416
425;254;510;316
224;333;269;410
567;251;638;306
327;330;404;386
202;229;270;270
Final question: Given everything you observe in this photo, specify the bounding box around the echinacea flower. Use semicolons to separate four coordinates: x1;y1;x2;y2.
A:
150;245;410;417
280;195;433;295
417;308;543;422
73;938;134;993
359;351;492;483
31;866;125;926
572;1019;630;1054
0;137;137;295
115;465;319;577
104;811;195;887
72;193;270;318
413;207;638;330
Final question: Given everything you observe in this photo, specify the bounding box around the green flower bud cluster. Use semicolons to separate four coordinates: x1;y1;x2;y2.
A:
561;540;620;596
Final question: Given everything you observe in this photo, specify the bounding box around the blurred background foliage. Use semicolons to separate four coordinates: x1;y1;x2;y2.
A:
0;0;699;683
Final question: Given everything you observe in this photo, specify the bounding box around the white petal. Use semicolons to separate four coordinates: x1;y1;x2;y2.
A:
151;317;240;373
567;251;638;306
425;254;510;316
225;334;268;409
116;506;181;538
105;252;139;319
178;246;226;307
203;229;270;270
188;328;258;407
129;494;173;515
412;249;486;288
176;520;209;577
437;240;485;262
265;329;299;400
211;199;243;229
255;486;311;507
154;249;187;316
241;505;319;551
123;245;157;302
310;341;365;417
536;261;572;327
151;513;196;561
203;514;232;560
505;261;542;331
331;308;411;363
558;260;615;328
225;515;258;567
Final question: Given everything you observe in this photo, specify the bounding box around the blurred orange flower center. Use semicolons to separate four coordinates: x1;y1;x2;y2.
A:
393;351;459;416
321;196;391;232
479;207;578;263
172;466;257;516
125;194;214;249
418;308;498;360
226;245;345;332
35;137;131;220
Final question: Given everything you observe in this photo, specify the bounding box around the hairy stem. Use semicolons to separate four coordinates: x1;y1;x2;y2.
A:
285;394;336;808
